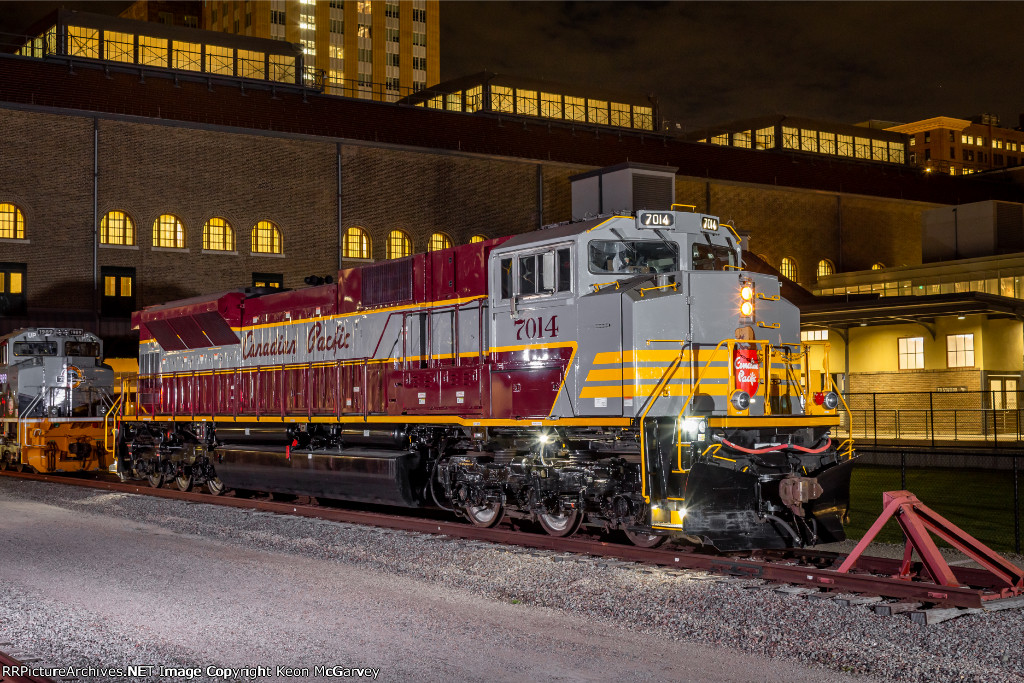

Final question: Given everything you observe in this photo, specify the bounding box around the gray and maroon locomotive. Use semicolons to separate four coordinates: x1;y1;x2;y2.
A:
115;208;854;550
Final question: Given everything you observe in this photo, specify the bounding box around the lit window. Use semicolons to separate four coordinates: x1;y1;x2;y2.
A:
253;272;283;289
68;26;99;59
780;257;798;281
101;266;135;317
344;227;371;259
490;85;514;113
947;333;974;368
782;127;799;149
872;262;885;270
153;214;185;248
238;49;265;79
465;86;483;113
587;99;608;125
470;234;487;243
609;102;630;128
837;134;853;157
138;36;167;67
203;217;234;251
898;337;924;370
0;204;26;239
516;89;538;117
387;229;412;259
0;262;27;315
633;106;653;130
427;232;451;252
800;129;818;153
801;329;828;341
564;96;586;122
733;131;751;149
269;54;296;82
207;45;233;75
854;137;871;159
819;131;836;155
251;220;282;253
540;92;562;119
172;41;201;71
100;211;135;245
104;31;134;63
816;259;835;278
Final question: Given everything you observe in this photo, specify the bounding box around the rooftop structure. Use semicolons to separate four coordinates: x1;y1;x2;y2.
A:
396;71;658;132
887;115;1024;176
684;115;909;167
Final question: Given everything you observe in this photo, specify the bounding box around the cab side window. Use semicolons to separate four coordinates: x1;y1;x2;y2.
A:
556;248;571;292
500;248;572;299
500;258;513;299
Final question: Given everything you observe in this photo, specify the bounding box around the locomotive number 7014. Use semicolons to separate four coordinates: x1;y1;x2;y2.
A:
515;315;559;340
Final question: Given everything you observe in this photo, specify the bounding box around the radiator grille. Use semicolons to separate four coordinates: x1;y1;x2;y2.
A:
361;257;414;308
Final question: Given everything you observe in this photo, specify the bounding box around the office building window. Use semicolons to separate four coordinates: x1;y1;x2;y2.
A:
172;41;201;71
837;134;853;157
427;232;451;252
780;257;798;281
587;99;608;126
782;127;799;149
898;337;924;370
800;129;818;153
755;127;775;149
101;266;135;317
344;227;371;259
138;35;167;67
68;25;99;59
103;31;134;63
565;96;586;122
540;92;562;120
0;204;26;240
252;272;283;289
816;259;835;278
800;330;828;341
153;214;185;249
100;211;135;245
387;229;412;259
470;234;487;243
207;45;233;75
609;102;630;128
203;217;235;251
0;262;26;316
490;85;513;113
251;220;282;254
872;262;885;270
947;334;974;368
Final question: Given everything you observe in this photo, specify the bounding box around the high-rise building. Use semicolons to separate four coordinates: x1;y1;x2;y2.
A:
202;0;439;101
886;114;1024;176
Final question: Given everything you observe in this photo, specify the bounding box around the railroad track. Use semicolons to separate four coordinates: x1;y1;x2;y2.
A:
2;470;1022;623
0;647;56;683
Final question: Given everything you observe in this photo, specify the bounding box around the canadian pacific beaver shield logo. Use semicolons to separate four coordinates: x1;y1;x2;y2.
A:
733;347;760;396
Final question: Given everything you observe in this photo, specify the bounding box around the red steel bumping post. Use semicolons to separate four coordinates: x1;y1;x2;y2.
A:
837;490;1024;599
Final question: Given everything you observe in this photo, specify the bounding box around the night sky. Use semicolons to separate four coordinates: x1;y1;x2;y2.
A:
2;2;1022;131
441;1;1024;130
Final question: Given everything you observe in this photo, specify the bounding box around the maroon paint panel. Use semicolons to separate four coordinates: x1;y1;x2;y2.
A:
134;291;245;344
489;347;573;419
243;285;338;326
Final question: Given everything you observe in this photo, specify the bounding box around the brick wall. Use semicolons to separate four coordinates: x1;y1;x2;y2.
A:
849;369;982;393
0;104;946;326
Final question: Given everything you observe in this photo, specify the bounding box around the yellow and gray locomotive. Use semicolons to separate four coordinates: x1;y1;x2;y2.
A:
0;328;114;473
116;208;853;549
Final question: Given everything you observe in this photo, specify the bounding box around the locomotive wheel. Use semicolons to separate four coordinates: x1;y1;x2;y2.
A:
624;529;667;548
205;477;225;496
175;473;193;492
146;472;164;488
465;503;504;528
538;509;583;537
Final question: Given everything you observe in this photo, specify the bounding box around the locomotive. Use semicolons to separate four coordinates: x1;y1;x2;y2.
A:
0;328;114;473
115;208;854;550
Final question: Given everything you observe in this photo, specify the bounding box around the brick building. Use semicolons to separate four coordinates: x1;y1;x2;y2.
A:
1;45;1023;355
887;114;1024;176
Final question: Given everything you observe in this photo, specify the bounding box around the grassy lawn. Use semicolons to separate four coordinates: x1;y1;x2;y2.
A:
846;466;1022;554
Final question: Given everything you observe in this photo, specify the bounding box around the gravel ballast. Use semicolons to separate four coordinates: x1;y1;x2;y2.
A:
0;478;1021;682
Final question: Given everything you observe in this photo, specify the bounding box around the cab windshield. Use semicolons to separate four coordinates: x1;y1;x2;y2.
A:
588;240;678;274
692;242;738;271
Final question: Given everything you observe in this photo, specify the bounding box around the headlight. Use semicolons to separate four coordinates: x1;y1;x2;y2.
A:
730;390;751;410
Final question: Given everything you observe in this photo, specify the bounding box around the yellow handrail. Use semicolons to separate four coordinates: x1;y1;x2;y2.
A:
637;340;689;503
104;389;125;454
671;203;696;212
592;281;621;292
639;282;678;297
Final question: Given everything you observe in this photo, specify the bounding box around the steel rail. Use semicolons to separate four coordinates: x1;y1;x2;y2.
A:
1;470;1020;610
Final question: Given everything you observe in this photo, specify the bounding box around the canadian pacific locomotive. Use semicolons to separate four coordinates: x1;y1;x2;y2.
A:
0;328;114;473
115;208;854;550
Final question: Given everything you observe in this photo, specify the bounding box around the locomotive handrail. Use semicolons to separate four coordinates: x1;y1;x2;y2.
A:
670;203;696;212
639;283;678;297
591;281;621;292
636;338;691;503
104;391;124;454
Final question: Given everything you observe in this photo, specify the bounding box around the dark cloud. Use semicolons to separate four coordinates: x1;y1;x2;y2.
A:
441;1;1024;129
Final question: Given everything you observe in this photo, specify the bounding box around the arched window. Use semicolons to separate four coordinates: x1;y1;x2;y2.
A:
203;217;235;251
153;214;185;248
0;203;25;240
780;257;798;281
872;262;885;270
100;210;135;245
344;227;371;259
470;234;487;244
428;232;452;252
387;229;412;259
251;220;282;254
816;259;835;278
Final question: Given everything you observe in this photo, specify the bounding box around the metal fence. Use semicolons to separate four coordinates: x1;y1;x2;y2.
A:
848;447;1022;554
840;391;1024;447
